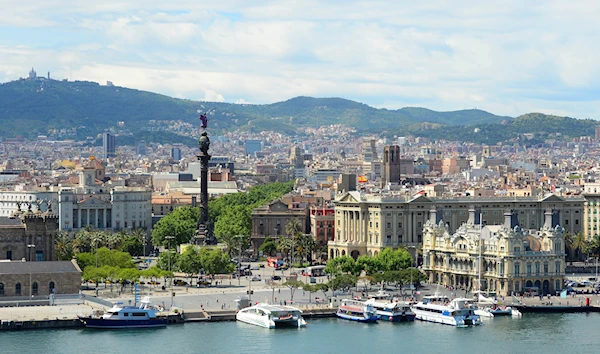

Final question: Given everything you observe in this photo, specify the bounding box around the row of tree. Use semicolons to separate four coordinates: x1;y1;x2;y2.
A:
155;247;235;283
55;227;147;260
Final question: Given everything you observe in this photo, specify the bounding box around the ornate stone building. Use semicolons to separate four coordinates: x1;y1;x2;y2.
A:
328;191;582;261
422;207;565;296
0;210;59;261
250;199;309;254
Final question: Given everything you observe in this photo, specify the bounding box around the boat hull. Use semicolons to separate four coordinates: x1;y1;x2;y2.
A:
378;313;416;322
80;317;168;329
336;312;379;323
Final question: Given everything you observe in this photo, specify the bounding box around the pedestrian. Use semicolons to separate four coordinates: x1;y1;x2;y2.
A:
278;289;281;294
284;300;287;305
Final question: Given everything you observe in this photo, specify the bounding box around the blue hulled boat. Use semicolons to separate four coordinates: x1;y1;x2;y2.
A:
336;299;380;323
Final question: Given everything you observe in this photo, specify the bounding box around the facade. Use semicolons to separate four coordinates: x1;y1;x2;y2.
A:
250;200;309;254
310;205;335;247
0;163;152;233
422;207;565;296
102;133;116;159
0;211;59;261
582;182;600;240
171;147;182;161
0;260;82;297
245;140;262;156
328;191;583;260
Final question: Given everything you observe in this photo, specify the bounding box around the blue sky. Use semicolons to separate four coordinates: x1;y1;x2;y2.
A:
1;1;599;119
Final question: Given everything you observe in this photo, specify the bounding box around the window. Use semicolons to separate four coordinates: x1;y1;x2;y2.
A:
527;263;532;275
6;250;12;260
32;282;38;295
386;222;391;229
555;262;561;274
543;263;548;274
15;283;21;295
514;263;520;275
398;222;403;228
49;282;55;293
0;283;4;295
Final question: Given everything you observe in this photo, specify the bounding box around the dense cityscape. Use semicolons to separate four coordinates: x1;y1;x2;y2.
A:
2;2;600;353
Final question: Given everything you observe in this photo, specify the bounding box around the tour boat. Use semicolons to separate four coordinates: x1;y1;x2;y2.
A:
336;299;380;323
236;303;307;329
411;295;482;326
364;298;415;322
79;296;167;329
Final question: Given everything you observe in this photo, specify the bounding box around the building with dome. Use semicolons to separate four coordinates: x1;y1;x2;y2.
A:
421;206;565;296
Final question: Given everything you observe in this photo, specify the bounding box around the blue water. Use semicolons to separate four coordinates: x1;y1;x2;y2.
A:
2;314;599;354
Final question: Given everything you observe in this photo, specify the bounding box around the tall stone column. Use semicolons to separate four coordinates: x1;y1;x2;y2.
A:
193;113;213;245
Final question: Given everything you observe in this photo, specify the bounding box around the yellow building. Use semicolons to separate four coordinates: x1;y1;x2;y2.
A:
422;207;565;296
583;182;600;240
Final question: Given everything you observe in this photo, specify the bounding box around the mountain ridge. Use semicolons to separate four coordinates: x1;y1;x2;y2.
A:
0;78;596;145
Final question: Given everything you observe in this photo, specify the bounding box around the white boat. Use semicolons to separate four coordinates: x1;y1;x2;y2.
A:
411;295;482;326
236;303;307;329
78;296;167;329
365;298;415;322
336;299;380;322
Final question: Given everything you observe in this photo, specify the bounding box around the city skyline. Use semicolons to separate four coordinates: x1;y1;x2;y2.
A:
1;1;599;119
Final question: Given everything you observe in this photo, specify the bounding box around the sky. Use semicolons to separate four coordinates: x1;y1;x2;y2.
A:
1;0;599;119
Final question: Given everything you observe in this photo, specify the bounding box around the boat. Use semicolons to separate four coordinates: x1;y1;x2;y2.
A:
364;298;415;322
411;294;482;326
78;296;167;329
336;299;380;323
473;292;522;317
236;303;307;329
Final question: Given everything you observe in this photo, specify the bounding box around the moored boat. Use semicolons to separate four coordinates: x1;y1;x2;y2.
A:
236;303;307;329
411;295;482;327
336;299;380;323
78;296;167;329
365;298;415;322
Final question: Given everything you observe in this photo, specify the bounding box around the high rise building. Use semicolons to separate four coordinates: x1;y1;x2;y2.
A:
102;133;116;159
171;147;182;161
245;140;262;156
136;140;147;156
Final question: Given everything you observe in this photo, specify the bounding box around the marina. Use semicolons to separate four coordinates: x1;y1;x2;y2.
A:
2;313;600;354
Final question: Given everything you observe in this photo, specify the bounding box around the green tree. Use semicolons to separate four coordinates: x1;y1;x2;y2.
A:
54;231;73;260
324;255;358;276
199;248;235;275
376;248;412;271
75;247;135;270
178;247;203;283
570;232;588;261
157;250;180;272
117;268;141;292
152;206;200;246
258;237;277;257
315;283;330;301
120;235;144;257
282;280;304;302
355;255;382;276
329;274;357;291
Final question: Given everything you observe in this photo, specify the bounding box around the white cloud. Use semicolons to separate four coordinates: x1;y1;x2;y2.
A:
0;1;599;119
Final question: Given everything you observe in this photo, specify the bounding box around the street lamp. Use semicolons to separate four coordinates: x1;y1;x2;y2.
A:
28;244;35;304
165;236;175;309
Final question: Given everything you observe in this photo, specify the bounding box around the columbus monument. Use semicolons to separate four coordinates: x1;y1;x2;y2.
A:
193;113;215;245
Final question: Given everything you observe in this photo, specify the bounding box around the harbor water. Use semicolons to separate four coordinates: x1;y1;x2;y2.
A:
2;313;599;354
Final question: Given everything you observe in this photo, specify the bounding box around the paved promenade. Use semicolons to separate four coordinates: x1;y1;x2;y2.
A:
0;304;102;322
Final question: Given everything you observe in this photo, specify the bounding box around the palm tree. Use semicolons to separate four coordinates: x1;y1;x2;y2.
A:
571;232;588;261
54;231;73;260
285;218;303;264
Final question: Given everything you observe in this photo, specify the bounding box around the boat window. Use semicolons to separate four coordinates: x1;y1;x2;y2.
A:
132;313;146;317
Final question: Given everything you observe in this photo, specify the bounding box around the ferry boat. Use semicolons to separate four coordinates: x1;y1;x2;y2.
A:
79;296;167;329
336;299;380;323
236;303;307;329
411;295;482;327
365;298;415;322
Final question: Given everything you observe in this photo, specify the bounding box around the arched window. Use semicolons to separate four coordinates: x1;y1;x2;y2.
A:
15;283;21;295
32;282;38;295
49;281;55;293
0;283;4;295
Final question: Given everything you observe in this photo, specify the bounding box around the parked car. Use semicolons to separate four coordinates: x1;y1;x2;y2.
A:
259;264;265;268
251;276;261;282
174;280;188;286
271;275;282;281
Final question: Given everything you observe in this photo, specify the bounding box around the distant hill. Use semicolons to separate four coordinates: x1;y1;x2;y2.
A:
0;78;596;145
